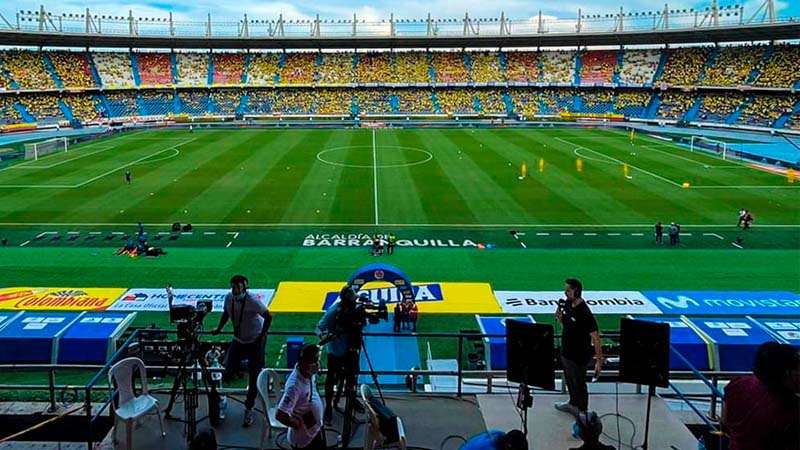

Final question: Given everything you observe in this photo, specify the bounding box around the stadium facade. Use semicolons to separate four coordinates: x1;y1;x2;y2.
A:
0;1;797;134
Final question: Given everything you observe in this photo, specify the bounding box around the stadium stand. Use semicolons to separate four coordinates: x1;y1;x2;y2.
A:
615;91;651;117
177;90;211;115
656;92;697;120
213;53;245;85
314;88;352;114
318;53;355;85
48;51;96;89
618;49;661;85
92;52;136;88
355;89;395;115
659;47;711;85
436;88;476;115
541;89;577;114
356;52;394;84
475;89;507;114
786;109;800;131
504;52;540;83
246;53;281;86
17;94;65;124
272;89;314;114
430;52;469;83
137;53;173;86
580;50;617;84
211;89;241;114
139;91;174;116
394;52;431;84
736;95;794;127
541;51;575;84
395;88;435;114
104;92;140;118
702;45;765;86
176;52;209;86
753;44;800;88
280;53;317;85
0;50;55;90
0;95;22;125
469;52;503;83
697;94;744;123
64;93;102;123
508;88;540;116
243;89;278;114
579;89;615;114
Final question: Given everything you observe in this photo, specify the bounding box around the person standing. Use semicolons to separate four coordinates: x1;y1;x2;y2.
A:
555;278;603;417
654;222;663;244
211;275;272;427
125;170;132;184
316;286;361;425
166;283;174;308
276;344;326;450
668;223;678;246
387;233;397;255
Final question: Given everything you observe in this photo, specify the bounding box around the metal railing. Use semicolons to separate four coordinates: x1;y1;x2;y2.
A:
0;1;789;40
0;328;746;449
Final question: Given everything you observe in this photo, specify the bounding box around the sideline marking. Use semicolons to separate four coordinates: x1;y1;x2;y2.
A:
1;222;799;228
372;129;379;225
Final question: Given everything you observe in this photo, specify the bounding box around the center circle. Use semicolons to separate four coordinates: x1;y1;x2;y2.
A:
316;145;433;169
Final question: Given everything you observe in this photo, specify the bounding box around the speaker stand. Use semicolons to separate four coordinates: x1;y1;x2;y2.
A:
641;384;655;450
516;384;533;437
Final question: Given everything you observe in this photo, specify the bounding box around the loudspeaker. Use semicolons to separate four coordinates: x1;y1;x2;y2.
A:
619;318;670;388
506;320;555;391
171;222;181;232
189;429;217;450
183;223;193;231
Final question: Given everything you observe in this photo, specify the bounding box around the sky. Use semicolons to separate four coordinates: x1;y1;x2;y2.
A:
2;0;796;28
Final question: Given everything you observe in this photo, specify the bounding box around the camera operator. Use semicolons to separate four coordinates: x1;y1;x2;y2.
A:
555;278;602;418
276;344;325;450
211;275;272;427
316;286;362;426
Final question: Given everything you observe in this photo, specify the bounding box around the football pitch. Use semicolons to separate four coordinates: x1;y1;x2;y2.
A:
0;126;798;247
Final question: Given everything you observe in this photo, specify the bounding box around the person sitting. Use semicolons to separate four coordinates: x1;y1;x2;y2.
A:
722;342;799;450
460;429;527;450
569;411;616;450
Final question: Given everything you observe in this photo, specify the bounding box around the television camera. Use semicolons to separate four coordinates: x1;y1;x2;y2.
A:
170;298;213;342
164;298;224;441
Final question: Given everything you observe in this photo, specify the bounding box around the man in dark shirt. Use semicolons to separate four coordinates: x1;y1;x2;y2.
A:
555;278;603;417
654;222;663;244
722;342;799;450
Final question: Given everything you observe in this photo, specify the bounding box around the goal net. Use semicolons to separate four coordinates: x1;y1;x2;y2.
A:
690;135;729;160
23;137;68;161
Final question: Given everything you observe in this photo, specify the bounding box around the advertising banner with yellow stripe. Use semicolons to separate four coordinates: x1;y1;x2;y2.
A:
269;281;501;314
0;288;126;311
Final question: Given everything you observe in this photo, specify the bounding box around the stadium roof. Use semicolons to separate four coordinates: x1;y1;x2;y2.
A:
1;21;798;49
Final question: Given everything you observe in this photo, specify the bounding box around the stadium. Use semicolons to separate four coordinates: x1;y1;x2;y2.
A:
0;0;798;448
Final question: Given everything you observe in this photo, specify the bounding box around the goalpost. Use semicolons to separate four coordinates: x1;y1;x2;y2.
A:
690;135;729;160
23;137;68;161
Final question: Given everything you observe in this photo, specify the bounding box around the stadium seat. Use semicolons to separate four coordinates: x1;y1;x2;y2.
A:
256;368;286;447
108;357;165;450
361;384;407;450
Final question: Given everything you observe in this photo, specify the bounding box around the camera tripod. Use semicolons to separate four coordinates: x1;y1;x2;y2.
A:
163;337;222;443
338;335;385;448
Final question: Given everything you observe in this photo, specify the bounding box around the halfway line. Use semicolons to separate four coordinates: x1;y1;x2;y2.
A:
372;128;379;225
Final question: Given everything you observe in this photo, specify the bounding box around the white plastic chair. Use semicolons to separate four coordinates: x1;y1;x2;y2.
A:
361;384;407;450
108;357;165;450
257;368;287;449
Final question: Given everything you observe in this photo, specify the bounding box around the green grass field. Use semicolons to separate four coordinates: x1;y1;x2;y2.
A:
0;126;797;399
